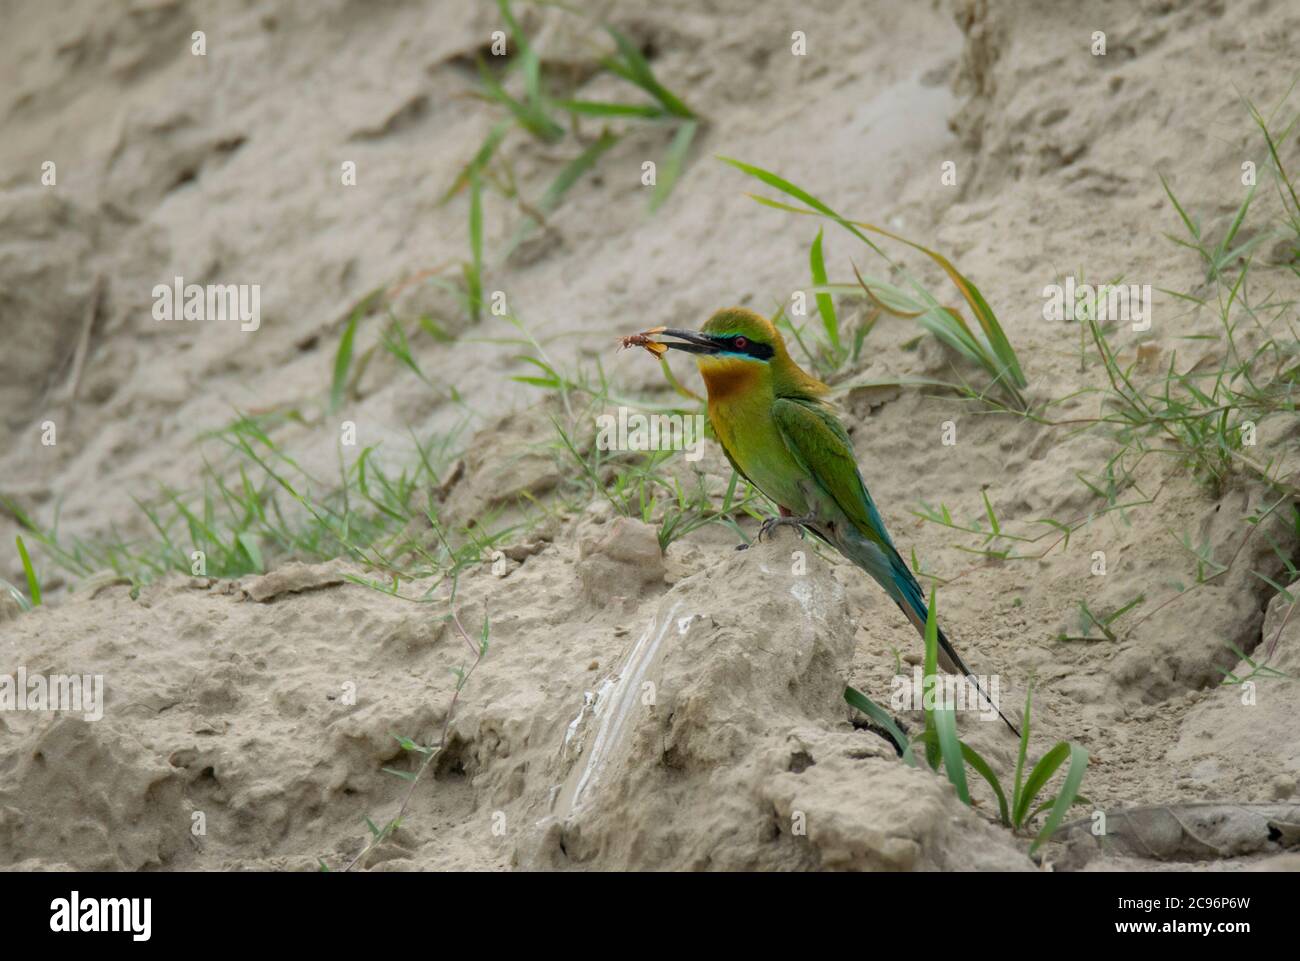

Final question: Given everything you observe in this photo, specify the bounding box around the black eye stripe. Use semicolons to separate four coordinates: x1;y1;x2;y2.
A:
708;334;773;359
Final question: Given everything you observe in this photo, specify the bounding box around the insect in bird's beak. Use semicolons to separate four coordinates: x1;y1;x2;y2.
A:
619;327;719;357
618;326;668;357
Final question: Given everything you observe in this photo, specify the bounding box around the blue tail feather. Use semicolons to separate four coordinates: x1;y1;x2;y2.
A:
842;531;1019;736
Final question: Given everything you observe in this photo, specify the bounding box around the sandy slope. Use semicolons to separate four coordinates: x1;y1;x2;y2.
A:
1;0;1298;870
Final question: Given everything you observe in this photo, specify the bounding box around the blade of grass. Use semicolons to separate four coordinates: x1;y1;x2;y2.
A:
0;578;31;613
331;291;381;415
496;0;541;107
475;56;563;143
1014;741;1069;827
439;121;509;205
1029;744;1089;856
554;100;665;119
718;155;883;253
655;355;704;402
810;228;840;350
844;685;917;767
236;532;264;573
603;27;693;119
651;120;697;211
540;130;619;214
467;166;484;321
1012;678;1033;823
923;590;969;802
721;156;1026;399
15;535;41;607
960;742;1010;826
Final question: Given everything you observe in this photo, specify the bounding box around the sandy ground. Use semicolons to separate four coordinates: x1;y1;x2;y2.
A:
1;0;1298;870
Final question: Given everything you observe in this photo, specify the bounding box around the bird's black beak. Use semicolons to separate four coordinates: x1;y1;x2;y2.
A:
657;329;719;355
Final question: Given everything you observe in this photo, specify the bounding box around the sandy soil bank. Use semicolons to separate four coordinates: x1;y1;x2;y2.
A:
1;0;1298;870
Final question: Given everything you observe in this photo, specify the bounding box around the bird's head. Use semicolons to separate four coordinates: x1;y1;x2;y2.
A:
656;307;778;362
656;307;827;398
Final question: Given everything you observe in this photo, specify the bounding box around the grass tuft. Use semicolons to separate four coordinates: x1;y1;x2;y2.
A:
719;156;1028;406
846;590;1089;857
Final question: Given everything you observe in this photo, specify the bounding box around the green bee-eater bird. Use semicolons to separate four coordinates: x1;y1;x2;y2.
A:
654;307;1017;735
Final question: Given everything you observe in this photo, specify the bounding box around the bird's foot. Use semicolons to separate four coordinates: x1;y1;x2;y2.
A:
756;512;817;542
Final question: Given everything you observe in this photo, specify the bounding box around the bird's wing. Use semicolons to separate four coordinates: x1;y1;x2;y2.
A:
770;397;894;549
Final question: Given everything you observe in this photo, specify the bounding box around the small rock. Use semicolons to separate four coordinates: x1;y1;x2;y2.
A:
241;560;349;603
1271;776;1295;800
576;516;665;604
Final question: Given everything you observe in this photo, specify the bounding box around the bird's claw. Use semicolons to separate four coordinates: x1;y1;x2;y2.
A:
756;513;814;542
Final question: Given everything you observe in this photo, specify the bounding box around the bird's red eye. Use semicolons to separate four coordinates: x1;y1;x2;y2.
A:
733;336;749;350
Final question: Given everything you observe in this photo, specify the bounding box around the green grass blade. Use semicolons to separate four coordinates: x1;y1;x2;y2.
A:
330;312;359;415
1159;172;1202;242
1014;741;1069;827
844;685;917;767
467;167;484;321
916;307;985;364
554;100;665;119
922;589;968;801
655;355;704;402
1012;678;1033;825
439;121;508;205
0;578;31;613
236;532;264;573
651;120;697;211
856;224;1024;389
809;228;840;349
849;265;925;318
934;701;969;803
720;156;1026;399
920;583;943;771
496;0;541;107
1249;98;1300;218
604;27;693;118
1028;792;1091;822
540;130;618;212
718;156;881;252
1214;181;1256;265
1029;744;1090;856
475;57;563;142
15;535;41;607
960;741;1010;826
330;292;380;415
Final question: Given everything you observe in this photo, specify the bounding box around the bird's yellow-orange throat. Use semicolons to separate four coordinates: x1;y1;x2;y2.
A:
697;356;772;458
697;355;764;403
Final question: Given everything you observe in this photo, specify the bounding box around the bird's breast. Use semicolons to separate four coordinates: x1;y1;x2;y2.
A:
701;371;811;514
